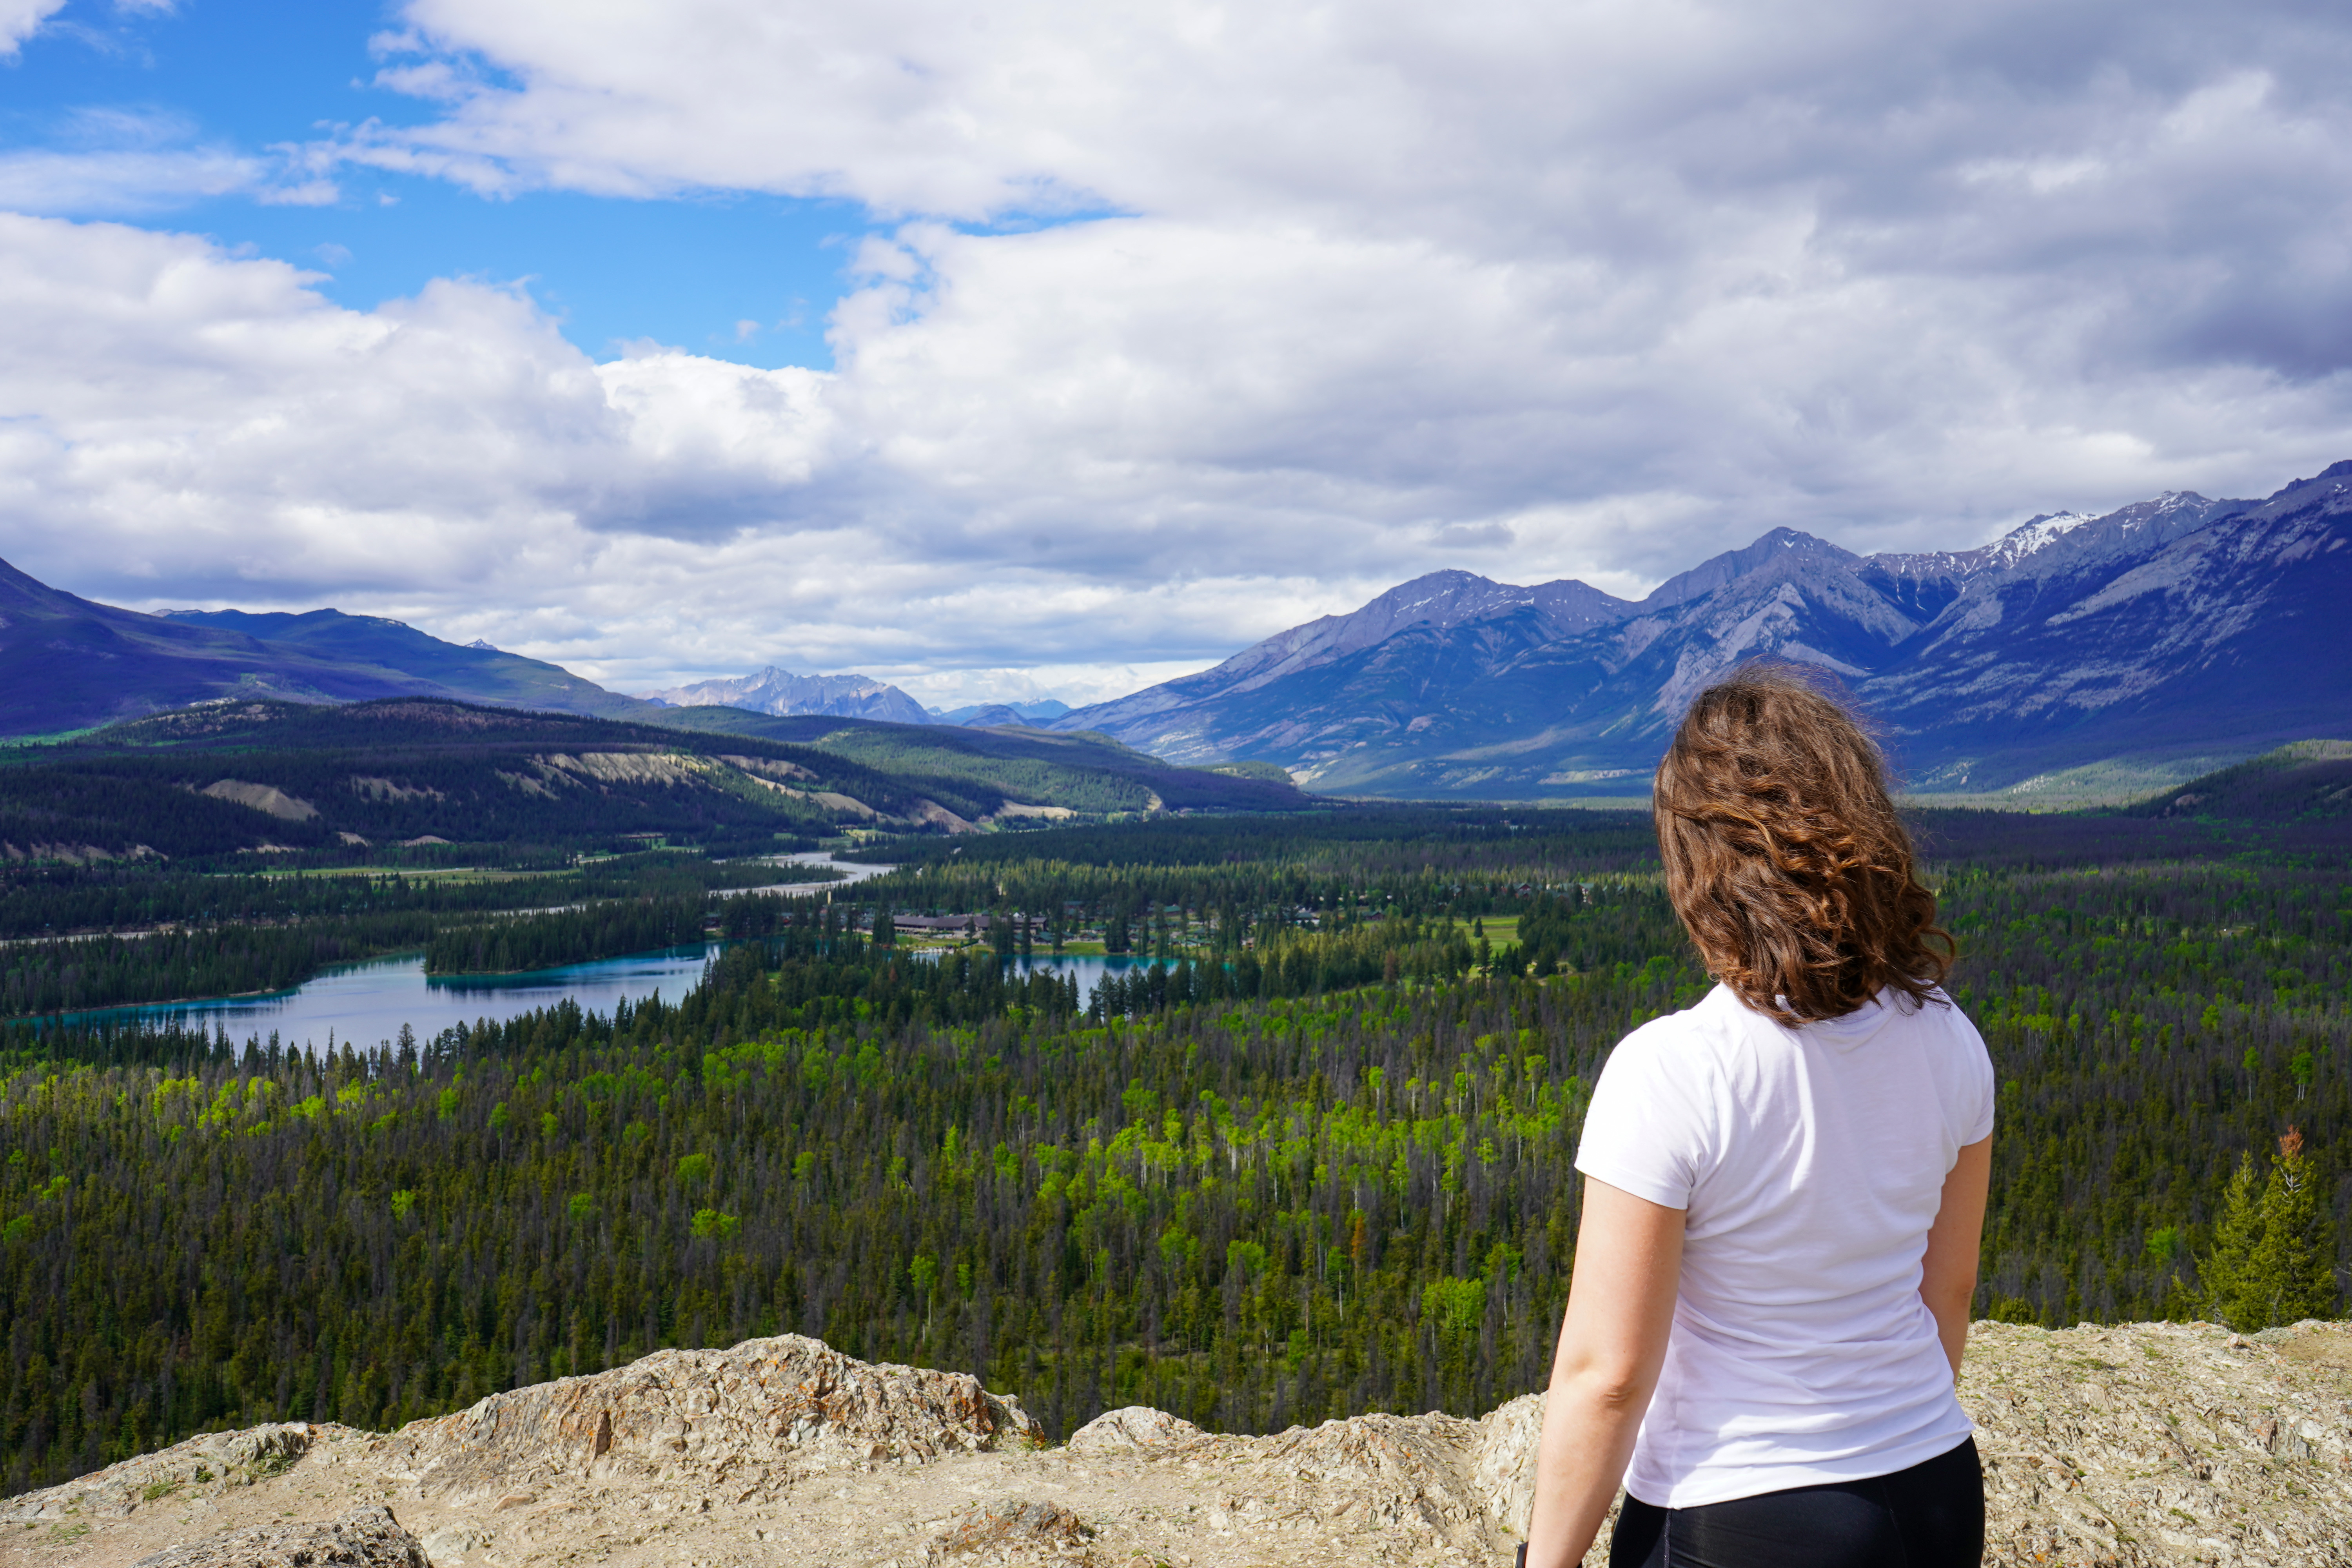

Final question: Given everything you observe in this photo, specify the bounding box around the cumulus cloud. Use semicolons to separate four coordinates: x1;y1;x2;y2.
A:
7;0;2352;700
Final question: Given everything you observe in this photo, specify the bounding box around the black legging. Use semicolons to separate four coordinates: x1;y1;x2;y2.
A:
1608;1437;1983;1568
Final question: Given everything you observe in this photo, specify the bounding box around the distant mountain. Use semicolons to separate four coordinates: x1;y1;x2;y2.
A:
160;608;651;720
942;704;1033;728
1050;461;2352;796
930;699;1073;726
0;562;651;735
636;666;933;726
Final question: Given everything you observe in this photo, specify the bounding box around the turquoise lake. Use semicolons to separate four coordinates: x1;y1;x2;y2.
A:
53;946;1174;1049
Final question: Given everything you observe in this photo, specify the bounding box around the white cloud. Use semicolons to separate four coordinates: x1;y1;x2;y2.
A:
0;0;67;57
0;145;265;215
8;1;2352;703
0;109;337;215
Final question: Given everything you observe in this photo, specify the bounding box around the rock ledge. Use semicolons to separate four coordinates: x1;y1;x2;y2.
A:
5;1320;2350;1568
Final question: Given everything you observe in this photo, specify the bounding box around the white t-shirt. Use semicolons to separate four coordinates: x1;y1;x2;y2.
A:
1573;982;1994;1509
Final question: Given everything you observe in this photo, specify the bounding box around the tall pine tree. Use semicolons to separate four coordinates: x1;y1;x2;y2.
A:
2201;1129;2339;1330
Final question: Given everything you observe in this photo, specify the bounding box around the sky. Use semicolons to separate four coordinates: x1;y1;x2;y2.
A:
3;0;2351;710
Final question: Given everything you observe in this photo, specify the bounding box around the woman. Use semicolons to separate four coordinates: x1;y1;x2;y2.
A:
1523;668;1992;1568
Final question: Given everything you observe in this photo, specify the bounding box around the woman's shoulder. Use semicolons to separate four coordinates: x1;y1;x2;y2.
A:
1891;986;1991;1051
1604;984;1749;1075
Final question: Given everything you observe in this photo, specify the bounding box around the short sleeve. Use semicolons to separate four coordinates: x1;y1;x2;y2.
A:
1953;1009;1996;1146
1574;1022;1714;1211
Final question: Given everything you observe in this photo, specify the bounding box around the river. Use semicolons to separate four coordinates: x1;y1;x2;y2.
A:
755;850;898;887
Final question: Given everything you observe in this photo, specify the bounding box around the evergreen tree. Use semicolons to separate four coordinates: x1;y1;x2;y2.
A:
2245;1129;2338;1327
2200;1154;2262;1327
2203;1131;2340;1330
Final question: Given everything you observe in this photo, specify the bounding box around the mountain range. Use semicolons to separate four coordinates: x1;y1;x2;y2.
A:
1045;462;2352;795
0;566;1011;739
5;457;2346;797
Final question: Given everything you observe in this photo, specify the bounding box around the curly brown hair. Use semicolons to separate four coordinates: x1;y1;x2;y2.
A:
1653;664;1952;1023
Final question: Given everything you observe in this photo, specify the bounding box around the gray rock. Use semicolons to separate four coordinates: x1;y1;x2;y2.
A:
366;1333;1041;1504
1065;1406;1204;1453
929;1497;1094;1560
130;1505;426;1568
24;1321;2352;1568
0;1422;323;1524
416;1523;493;1564
1470;1391;1545;1538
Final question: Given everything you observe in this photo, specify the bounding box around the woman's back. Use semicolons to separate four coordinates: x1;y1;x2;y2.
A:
1577;982;1993;1507
1520;665;1990;1568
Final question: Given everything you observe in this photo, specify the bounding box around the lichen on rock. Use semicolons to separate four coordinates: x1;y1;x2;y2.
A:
929;1497;1095;1562
127;1506;426;1568
365;1334;1041;1505
1065;1407;1204;1453
0;1423;327;1525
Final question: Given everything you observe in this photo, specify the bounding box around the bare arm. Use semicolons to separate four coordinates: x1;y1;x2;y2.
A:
1920;1134;1992;1376
1522;1177;1685;1568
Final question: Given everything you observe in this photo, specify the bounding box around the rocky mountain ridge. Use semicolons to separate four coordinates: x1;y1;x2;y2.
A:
9;1320;2352;1568
1050;463;2352;797
634;668;935;727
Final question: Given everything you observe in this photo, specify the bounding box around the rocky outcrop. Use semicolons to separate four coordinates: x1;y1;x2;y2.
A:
1;1424;323;1524
1964;1320;2352;1563
364;1334;1039;1506
9;1320;2352;1568
1065;1406;1203;1452
1470;1392;1548;1538
929;1497;1095;1561
127;1507;425;1568
1459;1319;2352;1564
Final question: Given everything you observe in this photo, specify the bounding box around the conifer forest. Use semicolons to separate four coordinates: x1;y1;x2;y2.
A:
0;794;2347;1497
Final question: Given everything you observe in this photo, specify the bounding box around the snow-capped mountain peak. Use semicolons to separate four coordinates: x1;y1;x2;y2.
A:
1984;510;2094;567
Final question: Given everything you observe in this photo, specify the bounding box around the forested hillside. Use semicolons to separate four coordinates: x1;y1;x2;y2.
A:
0;697;1308;868
0;809;2343;1495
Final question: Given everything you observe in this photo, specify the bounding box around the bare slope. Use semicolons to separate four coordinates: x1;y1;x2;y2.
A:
9;1322;2351;1568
